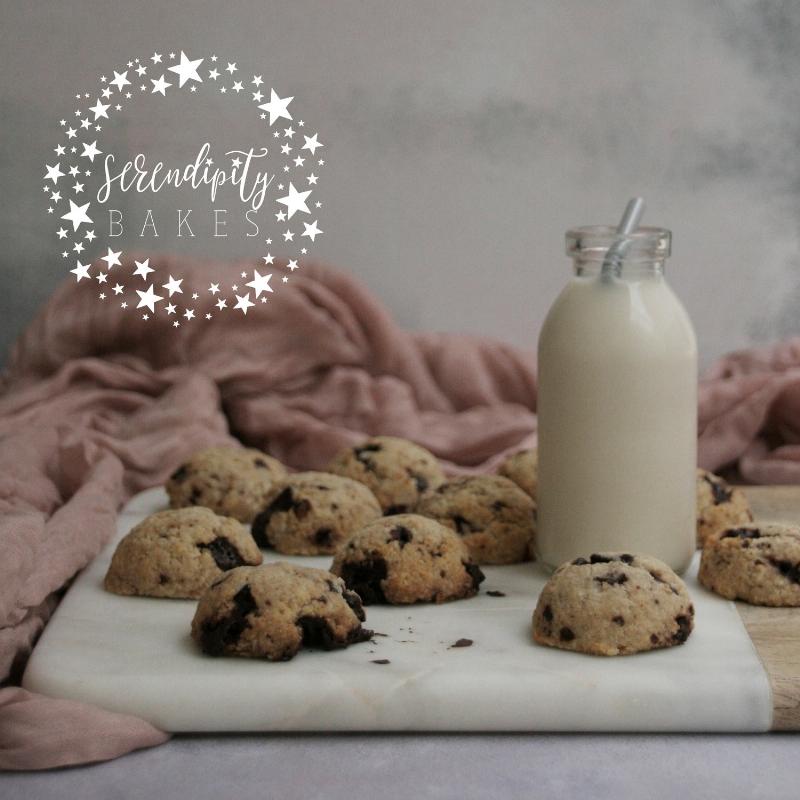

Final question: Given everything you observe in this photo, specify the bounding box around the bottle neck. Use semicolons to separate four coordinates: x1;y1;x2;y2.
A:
573;257;666;279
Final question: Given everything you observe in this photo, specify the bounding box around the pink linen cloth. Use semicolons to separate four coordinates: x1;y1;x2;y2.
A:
1;253;799;770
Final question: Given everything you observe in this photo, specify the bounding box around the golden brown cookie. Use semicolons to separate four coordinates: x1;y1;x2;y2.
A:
532;552;695;656
166;446;286;523
696;468;752;548
698;524;800;606
326;436;446;514
331;514;484;604
251;472;382;555
498;448;538;499
104;507;262;599
416;475;535;564
191;563;372;660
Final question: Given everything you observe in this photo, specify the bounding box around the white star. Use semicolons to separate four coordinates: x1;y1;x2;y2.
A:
162;275;183;296
208;68;219;80
216;298;227;310
151;52;162;63
44;163;64;184
287;259;298;271
232;81;243;93
205;313;212;320
151;74;171;95
184;308;195;320
284;126;295;138
262;253;274;265
101;247;122;268
164;302;175;314
246;269;273;298
89;99;110;119
110;70;131;91
276;182;311;219
234;293;255;314
173;321;180;328
133;258;154;279
112;283;124;295
66;127;77;139
80;140;102;161
135;284;163;313
293;155;305;167
226;62;237;74
276;210;286;222
73;241;84;253
96;271;108;284
252;74;263;86
61;199;92;231
258;89;293;125
283;229;294;241
307;173;318;184
136;64;147;77
280;143;291;155
72;181;84;193
121;301;128;309
301;219;323;242
192;292;199;299
302;133;323;154
54;145;65;156
56;227;68;239
168;51;203;87
252;90;263;102
68;165;79;177
208;282;220;295
70;261;91;281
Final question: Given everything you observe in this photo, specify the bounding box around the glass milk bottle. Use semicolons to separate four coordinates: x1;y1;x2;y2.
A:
535;224;697;573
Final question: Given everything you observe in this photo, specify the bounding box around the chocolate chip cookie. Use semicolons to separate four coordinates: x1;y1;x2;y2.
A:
251;471;382;555
166;446;286;523
498;447;538;499
104;507;262;599
696;468;753;548
532;553;695;656
191;562;373;660
415;475;535;564
326;436;446;514
698;523;800;606
331;513;484;604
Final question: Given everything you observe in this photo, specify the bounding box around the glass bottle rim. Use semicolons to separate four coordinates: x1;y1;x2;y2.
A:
566;225;671;262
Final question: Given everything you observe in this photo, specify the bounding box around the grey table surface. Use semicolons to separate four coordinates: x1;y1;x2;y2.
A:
1;734;798;800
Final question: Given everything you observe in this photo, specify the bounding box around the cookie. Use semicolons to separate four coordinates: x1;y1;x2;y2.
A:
104;507;262;599
331;513;485;604
191;562;372;660
415;475;535;564
698;524;800;606
166;446;286;523
251;471;382;555
696;469;753;548
498;448;538;499
532;552;695;656
326;436;446;514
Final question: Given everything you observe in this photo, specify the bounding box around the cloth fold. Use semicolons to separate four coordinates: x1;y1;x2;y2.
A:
2;253;800;770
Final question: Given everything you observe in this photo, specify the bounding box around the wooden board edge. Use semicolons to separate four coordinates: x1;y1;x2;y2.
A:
736;603;800;730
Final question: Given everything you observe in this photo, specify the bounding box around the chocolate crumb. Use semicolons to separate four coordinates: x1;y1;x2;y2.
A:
450;638;473;648
371;659;391;664
559;627;575;642
612;615;625;626
486;590;506;597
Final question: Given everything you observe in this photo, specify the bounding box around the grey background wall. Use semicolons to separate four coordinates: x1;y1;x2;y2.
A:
1;0;798;369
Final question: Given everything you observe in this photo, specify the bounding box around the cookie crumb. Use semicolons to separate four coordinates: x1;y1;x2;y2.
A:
486;590;506;597
450;638;473;648
371;658;391;665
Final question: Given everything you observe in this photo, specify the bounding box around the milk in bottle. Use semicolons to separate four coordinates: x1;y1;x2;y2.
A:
535;223;697;573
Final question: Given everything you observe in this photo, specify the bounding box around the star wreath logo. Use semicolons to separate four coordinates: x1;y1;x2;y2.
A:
45;50;327;327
